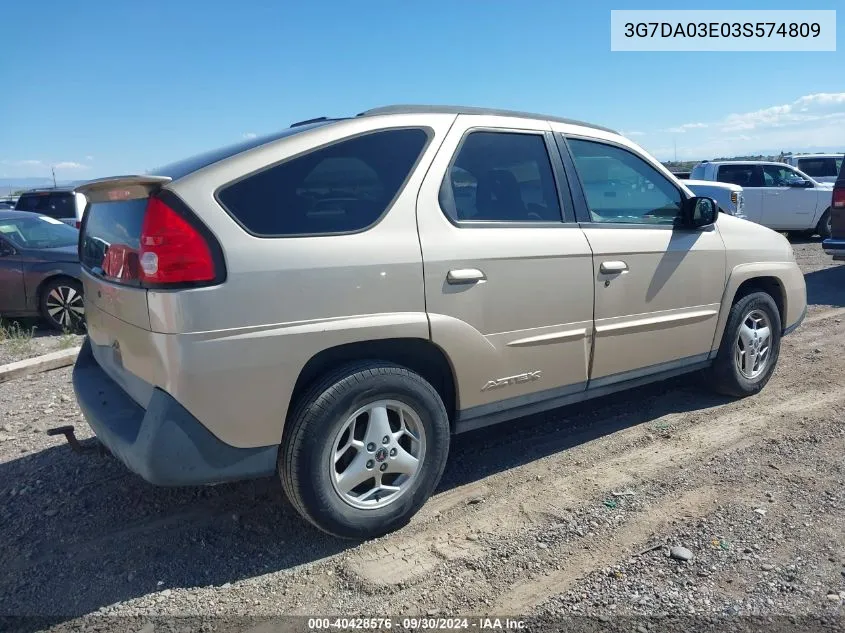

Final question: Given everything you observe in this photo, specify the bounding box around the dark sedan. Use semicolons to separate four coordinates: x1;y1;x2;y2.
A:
0;211;84;331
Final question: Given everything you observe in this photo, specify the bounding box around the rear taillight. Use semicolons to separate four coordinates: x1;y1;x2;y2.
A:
139;197;216;285
75;221;81;229
730;191;738;205
833;187;845;209
101;198;217;286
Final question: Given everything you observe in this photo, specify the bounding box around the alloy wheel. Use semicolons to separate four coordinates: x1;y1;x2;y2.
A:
330;399;426;510
46;285;85;329
734;309;771;379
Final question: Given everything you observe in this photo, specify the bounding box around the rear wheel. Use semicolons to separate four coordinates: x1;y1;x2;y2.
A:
816;209;832;239
39;278;85;332
710;291;781;397
280;362;450;539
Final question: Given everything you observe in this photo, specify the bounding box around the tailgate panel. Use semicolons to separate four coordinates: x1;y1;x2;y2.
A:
81;269;151;331
84;298;164;408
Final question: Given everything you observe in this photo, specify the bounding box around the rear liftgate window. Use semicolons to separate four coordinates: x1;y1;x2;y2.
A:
216;128;430;236
81;199;147;274
16;193;75;219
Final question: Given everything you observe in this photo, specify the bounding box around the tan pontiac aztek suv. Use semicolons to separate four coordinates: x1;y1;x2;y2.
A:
72;105;807;539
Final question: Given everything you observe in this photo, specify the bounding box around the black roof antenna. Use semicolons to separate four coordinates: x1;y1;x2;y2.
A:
289;116;330;128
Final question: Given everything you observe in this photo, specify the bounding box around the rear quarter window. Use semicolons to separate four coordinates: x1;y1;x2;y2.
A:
216;128;431;236
797;157;838;178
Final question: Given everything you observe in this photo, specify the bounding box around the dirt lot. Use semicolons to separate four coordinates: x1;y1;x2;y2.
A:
0;322;83;367
0;240;843;632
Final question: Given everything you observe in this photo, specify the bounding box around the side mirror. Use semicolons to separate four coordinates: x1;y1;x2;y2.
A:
683;196;718;228
0;242;15;257
787;178;813;188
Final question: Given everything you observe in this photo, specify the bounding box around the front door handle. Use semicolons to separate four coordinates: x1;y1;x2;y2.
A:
447;268;486;284
600;260;629;274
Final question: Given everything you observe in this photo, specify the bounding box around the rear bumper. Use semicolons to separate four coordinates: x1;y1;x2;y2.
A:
72;338;278;486
822;238;845;260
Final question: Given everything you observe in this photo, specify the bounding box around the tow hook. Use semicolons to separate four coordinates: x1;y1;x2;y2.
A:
47;425;104;455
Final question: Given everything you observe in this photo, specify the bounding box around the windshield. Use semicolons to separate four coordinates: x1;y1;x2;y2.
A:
0;215;79;249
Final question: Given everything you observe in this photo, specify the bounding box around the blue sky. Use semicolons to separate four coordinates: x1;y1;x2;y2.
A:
1;0;842;180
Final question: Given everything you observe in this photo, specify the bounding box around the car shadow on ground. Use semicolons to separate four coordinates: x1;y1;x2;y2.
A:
804;264;845;307
0;376;732;622
786;234;821;245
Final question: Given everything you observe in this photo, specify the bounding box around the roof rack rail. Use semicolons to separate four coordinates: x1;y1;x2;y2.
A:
355;104;618;134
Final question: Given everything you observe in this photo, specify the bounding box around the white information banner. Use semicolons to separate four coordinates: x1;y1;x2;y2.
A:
611;10;836;52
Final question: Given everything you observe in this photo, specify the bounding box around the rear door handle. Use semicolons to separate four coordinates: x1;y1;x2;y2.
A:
447;268;486;284
600;261;629;274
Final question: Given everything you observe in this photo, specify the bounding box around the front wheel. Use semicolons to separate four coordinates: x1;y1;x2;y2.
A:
280;362;450;539
710;292;781;397
40;278;85;332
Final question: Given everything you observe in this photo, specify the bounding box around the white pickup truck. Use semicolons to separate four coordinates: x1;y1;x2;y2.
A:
682;179;745;218
690;160;832;237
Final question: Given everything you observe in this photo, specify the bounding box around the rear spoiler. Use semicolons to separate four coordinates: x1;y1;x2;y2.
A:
74;175;172;204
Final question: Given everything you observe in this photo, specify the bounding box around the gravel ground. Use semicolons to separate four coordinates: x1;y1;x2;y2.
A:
0;239;842;632
0;321;83;366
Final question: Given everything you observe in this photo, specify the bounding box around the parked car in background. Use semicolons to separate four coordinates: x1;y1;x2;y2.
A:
690;160;832;238
14;187;87;228
0;211;84;330
0;199;16;209
784;154;843;184
71;105;806;539
684;179;745;218
822;159;845;261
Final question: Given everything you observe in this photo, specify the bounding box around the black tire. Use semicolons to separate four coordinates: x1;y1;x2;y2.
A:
710;291;781;398
39;278;85;332
280;361;450;539
816;209;832;239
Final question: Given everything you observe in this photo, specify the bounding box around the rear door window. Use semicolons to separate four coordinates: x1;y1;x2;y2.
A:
440;131;563;223
216;128;430;236
717;165;761;187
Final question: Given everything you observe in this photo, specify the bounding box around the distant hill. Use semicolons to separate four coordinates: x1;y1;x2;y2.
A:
662;154;790;174
0;178;87;197
662;161;699;173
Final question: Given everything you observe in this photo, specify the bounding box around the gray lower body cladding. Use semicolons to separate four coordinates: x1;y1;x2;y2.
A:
72;338;278;486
